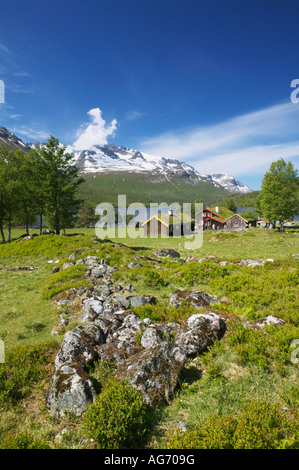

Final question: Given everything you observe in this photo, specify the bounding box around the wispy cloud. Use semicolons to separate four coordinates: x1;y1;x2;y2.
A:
13;71;32;78
12;126;49;141
0;41;15;56
140;102;299;177
124;110;145;122
70;108;117;151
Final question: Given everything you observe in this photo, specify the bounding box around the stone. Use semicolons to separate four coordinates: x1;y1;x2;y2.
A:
92;284;112;298
105;313;143;358
112;293;130;309
140;325;166;349
255;315;286;327
52;266;60;274
62;262;75;270
129;295;157;308
128;262;142;269
85;256;100;267
80;298;103;322
243;315;286;330
116;341;187;406
173;312;226;356
47;363;97;417
54;324;104;369
52;287;85;306
169;289;218;309
68;253;77;261
154;248;180;259
125;284;135;292
89;265;107;279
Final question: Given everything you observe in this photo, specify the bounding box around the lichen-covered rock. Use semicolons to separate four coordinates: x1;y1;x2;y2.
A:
85;256;100;266
112;293;131;309
154;248;180;259
47;363;97;417
128;262;142;269
173;312;226;356
54;324;104;369
140;325;166;349
255;315;286;328
243;315;286;330
93;283;112;298
106;313;143;357
129;294;156;308
89;265;107;279
169;289;218;309
62;262;75;270
80;297;104;322
116;341;187;406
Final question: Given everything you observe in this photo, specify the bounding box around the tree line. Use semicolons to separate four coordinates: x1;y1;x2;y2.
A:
0;136;84;243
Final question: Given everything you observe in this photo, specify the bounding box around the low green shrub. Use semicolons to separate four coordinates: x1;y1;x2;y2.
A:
172;261;230;287
0;432;50;449
0;341;58;407
233;400;298;449
132;301;200;324
166;400;298;449
82;377;149;449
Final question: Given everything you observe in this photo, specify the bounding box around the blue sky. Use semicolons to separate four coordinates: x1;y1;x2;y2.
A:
0;0;299;190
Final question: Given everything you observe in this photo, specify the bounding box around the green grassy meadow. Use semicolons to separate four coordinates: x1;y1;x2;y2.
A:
0;227;298;449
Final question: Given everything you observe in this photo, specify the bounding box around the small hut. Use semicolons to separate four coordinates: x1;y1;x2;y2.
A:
141;215;169;237
225;214;248;231
141;213;194;237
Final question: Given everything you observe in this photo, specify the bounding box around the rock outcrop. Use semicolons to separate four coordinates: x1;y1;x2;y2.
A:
47;254;227;417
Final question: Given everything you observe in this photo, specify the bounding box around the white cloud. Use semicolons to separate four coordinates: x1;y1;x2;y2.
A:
71;108;117;151
140;102;299;177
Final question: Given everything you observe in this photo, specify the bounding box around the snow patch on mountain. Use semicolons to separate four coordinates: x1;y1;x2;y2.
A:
209;173;252;194
71;144;252;193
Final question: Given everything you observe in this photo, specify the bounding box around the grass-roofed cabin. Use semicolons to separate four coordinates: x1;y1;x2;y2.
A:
225;214;248;231
141;212;195;237
196;207;234;230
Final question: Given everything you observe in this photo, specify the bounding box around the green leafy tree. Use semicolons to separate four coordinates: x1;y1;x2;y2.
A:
258;159;298;227
76;202;96;227
26;146;49;234
30;137;84;235
0;146;23;241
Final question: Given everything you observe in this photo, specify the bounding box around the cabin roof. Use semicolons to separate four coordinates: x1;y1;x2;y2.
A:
141;213;193;227
205;216;225;224
225;214;248;223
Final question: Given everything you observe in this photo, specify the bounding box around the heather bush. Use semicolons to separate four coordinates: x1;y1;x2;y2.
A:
82;377;149;449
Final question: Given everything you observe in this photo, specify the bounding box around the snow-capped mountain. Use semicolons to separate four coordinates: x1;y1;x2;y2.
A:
208;173;253;194
71;143;253;193
0;126;29;153
0;127;253;194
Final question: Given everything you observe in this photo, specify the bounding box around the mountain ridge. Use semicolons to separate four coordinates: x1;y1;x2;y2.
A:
0;126;252;194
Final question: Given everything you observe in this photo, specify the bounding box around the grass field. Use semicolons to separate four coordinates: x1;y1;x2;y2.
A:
0;227;298;449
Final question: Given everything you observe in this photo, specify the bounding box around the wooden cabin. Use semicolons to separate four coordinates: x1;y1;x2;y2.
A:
225;214;248;231
141;215;169;237
141;213;194;237
196;208;226;230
